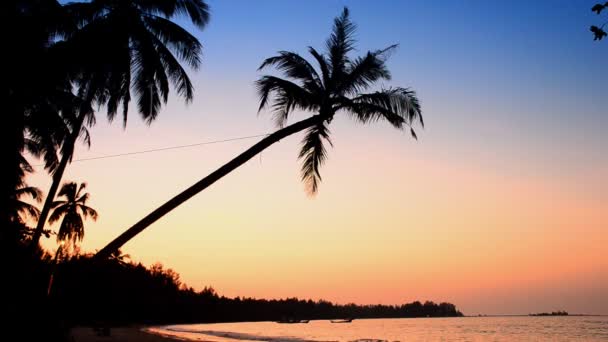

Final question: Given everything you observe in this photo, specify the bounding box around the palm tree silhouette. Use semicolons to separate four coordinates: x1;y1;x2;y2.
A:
30;0;210;247
49;182;98;251
96;7;423;259
10;186;43;224
2;0;88;228
109;249;132;266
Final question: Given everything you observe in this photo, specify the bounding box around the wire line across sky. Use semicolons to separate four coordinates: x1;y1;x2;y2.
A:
33;133;271;166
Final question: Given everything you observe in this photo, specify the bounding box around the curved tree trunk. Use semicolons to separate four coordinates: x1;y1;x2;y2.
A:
94;115;324;260
30;113;87;249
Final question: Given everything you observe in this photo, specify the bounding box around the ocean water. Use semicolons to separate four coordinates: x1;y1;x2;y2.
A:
150;316;608;341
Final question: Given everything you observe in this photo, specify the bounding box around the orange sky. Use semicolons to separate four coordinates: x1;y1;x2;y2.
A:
29;107;608;315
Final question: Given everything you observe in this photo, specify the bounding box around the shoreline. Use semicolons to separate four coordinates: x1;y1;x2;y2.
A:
70;315;607;342
70;326;191;342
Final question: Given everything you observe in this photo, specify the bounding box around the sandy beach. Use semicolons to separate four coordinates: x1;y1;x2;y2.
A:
70;327;187;342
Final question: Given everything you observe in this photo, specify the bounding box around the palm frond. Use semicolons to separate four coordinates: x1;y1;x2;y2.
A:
137;0;210;29
18;154;34;175
149;30;195;102
16;186;43;203
50;200;67;209
78;125;92;149
17;202;41;221
57;211;84;243
143;15;202;70
258;51;323;94
57;182;78;200
24;88;83;172
132;38;166;122
341;88;423;133
12;186;44;222
298;123;332;195
48;203;67;224
76;182;88;198
80;205;99;221
24;131;58;174
104;31;132;126
73;74;99;129
174;0;210;28
76;193;90;206
340;44;396;95
326;7;356;81
62;1;106;31
308;47;331;89
256;76;318;127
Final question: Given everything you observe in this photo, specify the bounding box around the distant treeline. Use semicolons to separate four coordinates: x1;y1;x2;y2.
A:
45;254;462;325
529;311;568;316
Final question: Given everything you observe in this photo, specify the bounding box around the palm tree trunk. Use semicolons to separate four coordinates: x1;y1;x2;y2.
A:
94;115;324;260
30;113;87;248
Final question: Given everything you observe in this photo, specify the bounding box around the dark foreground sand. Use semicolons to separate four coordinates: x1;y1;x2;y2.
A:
70;327;193;342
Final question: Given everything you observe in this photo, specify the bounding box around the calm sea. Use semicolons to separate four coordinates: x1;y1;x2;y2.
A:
150;316;608;341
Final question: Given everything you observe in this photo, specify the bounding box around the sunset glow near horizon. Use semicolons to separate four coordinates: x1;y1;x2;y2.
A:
31;0;607;315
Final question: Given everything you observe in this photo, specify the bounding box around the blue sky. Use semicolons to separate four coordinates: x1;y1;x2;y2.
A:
185;0;607;182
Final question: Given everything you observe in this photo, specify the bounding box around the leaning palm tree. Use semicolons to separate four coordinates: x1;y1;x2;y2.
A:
30;0;210;247
95;7;423;259
49;182;98;251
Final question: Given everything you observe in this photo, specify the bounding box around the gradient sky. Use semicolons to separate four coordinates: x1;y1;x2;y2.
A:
30;0;607;315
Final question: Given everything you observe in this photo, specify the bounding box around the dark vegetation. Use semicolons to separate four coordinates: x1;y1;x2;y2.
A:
529;311;569;316
5;235;462;330
57;256;463;324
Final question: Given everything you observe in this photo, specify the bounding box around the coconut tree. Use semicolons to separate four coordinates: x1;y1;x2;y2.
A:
1;0;84;228
49;182;98;252
30;0;210;247
9;186;43;225
1;184;44;249
95;7;423;259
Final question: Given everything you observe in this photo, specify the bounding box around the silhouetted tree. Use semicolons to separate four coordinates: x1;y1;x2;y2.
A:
591;2;608;40
95;7;423;259
109;248;131;266
1;185;45;246
1;0;86;229
30;0;210;248
49;182;98;252
9;186;43;224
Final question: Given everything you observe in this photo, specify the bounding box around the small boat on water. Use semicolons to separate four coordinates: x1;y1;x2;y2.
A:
276;319;309;324
330;318;353;323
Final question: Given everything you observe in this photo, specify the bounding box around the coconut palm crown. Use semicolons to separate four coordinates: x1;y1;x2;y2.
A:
256;7;423;194
63;0;210;124
10;186;44;224
49;182;98;249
